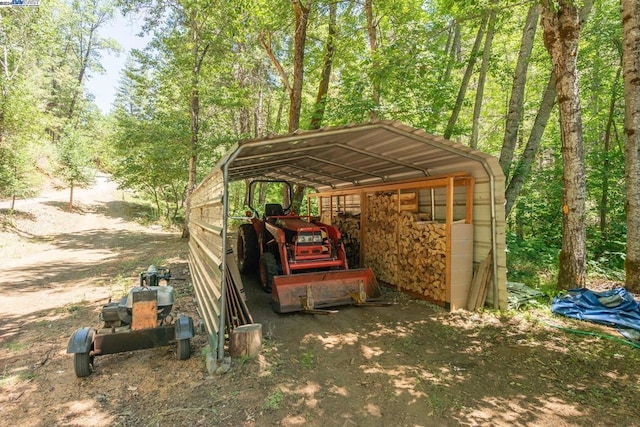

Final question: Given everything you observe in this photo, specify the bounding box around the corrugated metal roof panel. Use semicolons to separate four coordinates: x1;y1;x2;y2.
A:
227;120;498;192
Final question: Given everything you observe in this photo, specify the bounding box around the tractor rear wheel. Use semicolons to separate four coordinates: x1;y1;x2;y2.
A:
177;338;191;360
74;352;92;377
237;224;259;274
259;252;278;293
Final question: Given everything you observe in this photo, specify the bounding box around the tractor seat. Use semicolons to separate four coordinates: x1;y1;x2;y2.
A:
264;203;285;217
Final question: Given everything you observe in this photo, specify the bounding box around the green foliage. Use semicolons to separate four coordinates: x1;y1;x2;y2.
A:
263;389;284;411
506;231;559;287
299;349;314;368
55;126;96;189
0;145;38;201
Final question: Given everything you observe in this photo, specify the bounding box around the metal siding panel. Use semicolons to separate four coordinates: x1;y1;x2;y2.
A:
188;169;225;348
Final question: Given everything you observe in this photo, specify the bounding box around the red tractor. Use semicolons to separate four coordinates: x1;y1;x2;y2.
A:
236;180;381;313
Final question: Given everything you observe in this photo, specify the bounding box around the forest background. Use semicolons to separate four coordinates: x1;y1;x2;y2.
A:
0;0;639;295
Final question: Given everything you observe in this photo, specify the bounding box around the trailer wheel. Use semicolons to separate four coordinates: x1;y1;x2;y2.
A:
74;352;92;377
237;224;259;274
259;252;278;293
177;338;191;360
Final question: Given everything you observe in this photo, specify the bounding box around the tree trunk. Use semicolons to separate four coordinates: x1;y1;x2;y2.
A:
444;15;488;140
289;0;310;133
505;2;593;217
441;21;461;83
365;0;380;119
600;64;622;238
504;74;557;216
68;3;110;121
69;181;74;212
432;21;460;127
499;4;539;177
182;14;211;239
310;1;336;130
470;10;496;149
622;0;640;292
541;0;589;290
287;1;312;210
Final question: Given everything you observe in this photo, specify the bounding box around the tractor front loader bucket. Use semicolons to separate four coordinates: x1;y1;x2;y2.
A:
271;268;383;313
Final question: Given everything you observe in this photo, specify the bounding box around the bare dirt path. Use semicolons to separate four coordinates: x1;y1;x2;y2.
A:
0;176;198;426
1;176;640;427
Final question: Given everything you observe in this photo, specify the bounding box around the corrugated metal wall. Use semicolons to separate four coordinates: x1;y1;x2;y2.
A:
187;169;226;350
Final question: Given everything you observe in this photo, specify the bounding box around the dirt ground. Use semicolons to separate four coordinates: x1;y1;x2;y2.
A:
1;176;640;427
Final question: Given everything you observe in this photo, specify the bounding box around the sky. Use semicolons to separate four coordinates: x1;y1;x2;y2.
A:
85;13;149;114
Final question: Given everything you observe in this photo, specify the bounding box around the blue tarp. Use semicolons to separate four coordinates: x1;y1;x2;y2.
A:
551;287;640;333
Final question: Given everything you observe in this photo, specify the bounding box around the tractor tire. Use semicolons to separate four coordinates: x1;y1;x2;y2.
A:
237;224;259;274
259;252;278;293
74;352;92;378
177;338;191;360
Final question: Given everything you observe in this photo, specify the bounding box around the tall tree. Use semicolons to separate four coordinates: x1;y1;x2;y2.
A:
120;0;222;237
310;0;337;129
599;63;622;238
0;7;47;202
443;15;487;140
541;0;593;289
499;4;539;177
470;9;496;149
183;5;213;238
365;0;379;119
55;126;96;211
622;0;640;292
46;0;115;133
67;0;114;120
260;0;312;208
504;74;557;216
290;0;311;132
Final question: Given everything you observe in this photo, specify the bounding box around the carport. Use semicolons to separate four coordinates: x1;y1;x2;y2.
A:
187;120;507;360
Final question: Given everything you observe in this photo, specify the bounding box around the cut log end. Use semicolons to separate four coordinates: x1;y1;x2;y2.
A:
229;323;263;358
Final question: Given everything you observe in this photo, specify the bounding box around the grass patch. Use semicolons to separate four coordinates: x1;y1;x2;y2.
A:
263;389;284;411
0;371;37;387
4;342;27;352
299;349;314;368
55;303;83;315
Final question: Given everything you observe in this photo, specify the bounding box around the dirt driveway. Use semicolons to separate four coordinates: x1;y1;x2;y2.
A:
1;176;640;427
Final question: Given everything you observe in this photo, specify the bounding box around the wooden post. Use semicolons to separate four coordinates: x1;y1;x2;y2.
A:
229;323;262;358
465;177;474;224
445;176;454;304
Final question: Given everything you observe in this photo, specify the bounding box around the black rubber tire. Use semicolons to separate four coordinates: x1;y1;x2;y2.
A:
237;224;259;274
259;252;278;293
177;338;191;360
74;352;92;377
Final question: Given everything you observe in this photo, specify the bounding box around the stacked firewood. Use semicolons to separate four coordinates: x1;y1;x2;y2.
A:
333;213;361;268
397;211;447;301
364;192;400;283
325;191;448;303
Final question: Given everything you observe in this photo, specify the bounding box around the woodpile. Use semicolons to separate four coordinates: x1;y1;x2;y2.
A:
356;192;447;302
325;191;450;304
364;192;400;284
332;213;361;268
397;211;447;301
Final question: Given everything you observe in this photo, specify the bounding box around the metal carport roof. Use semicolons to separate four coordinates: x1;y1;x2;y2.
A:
221;120;501;192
